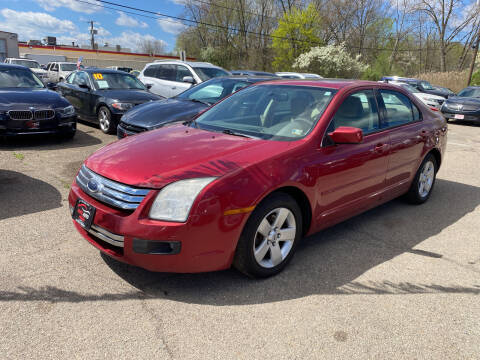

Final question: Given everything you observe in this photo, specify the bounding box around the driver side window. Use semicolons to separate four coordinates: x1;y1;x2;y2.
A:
329;90;379;135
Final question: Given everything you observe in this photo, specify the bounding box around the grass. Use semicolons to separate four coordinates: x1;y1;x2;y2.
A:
13;152;25;161
414;70;469;93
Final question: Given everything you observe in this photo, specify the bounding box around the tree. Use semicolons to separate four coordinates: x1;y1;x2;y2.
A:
293;43;368;78
138;39;166;55
416;0;480;71
271;3;323;71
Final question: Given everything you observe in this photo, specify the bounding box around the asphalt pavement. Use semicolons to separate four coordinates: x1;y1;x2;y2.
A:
0;120;479;359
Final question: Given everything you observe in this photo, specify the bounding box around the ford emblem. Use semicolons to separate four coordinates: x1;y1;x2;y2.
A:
87;179;100;193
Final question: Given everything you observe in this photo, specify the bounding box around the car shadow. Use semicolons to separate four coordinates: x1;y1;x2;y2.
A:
0;170;62;220
100;178;480;305
0;128;102;150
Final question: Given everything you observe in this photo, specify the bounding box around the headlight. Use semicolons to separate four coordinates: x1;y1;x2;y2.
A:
112;102;134;111
58;105;75;117
149;177;216;222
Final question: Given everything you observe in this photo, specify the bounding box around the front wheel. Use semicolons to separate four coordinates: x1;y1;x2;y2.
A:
233;192;302;278
405;154;437;204
98;106;115;134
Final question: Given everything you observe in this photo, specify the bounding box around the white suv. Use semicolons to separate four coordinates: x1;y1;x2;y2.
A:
46;62;79;83
4;58;49;82
139;60;230;98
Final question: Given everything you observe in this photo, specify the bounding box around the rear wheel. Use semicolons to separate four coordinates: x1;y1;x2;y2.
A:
98;106;115;134
405;154;437;204
233;192;302;278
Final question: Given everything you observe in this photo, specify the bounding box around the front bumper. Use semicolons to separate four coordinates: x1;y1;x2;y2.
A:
441;111;480;122
0;115;76;136
68;181;247;273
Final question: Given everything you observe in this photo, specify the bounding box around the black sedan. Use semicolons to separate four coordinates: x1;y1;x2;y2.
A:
441;86;480;123
57;69;163;134
0;64;76;139
117;75;278;138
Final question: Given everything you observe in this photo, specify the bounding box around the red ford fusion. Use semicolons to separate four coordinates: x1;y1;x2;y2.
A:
69;80;447;277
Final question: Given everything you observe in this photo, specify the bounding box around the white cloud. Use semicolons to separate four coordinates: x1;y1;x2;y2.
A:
104;31;167;52
0;9;77;40
157;17;187;34
115;12;148;28
35;0;102;14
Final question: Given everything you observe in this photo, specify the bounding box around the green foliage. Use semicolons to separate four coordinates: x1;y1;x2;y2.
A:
200;46;230;69
294;43;368;78
271;4;323;71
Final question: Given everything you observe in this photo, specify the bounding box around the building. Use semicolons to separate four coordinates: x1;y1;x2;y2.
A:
0;31;19;61
18;44;195;70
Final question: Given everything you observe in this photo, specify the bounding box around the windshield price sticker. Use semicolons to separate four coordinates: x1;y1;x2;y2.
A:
93;73;104;80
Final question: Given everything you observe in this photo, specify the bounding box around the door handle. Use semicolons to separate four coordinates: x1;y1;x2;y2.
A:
374;143;387;153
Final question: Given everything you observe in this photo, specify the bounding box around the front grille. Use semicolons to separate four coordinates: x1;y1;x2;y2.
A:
444;102;479;112
119;121;148;134
8;110;32;120
34;109;55;120
89;224;124;248
76;165;150;210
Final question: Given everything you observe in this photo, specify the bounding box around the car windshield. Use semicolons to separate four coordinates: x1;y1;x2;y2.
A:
420;81;434;90
176;78;252;104
11;60;40;69
194;84;336;141
194;67;230;81
458;88;480;97
90;72;146;90
399;83;419;93
0;68;44;88
60;63;77;71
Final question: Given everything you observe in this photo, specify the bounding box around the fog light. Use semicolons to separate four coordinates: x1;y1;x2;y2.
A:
132;238;181;255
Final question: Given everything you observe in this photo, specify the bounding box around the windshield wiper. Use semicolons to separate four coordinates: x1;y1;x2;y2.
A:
222;129;257;139
189;98;211;106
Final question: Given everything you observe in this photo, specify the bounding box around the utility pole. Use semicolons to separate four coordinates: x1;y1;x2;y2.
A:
466;0;480;86
89;20;97;50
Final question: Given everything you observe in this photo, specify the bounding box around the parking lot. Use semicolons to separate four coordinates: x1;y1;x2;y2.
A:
0;121;479;359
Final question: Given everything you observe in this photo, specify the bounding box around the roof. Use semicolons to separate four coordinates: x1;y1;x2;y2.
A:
149;60;222;68
0;63;30;70
82;68;134;74
254;79;379;89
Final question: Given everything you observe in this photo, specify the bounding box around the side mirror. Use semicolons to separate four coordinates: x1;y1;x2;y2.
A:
328;126;363;144
145;83;153;90
182;76;195;84
46;82;57;90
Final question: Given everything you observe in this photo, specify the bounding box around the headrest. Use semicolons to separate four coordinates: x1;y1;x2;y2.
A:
336;96;364;118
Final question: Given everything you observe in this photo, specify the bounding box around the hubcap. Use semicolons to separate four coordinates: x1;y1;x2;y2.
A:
418;160;435;198
99;110;110;131
253;207;296;268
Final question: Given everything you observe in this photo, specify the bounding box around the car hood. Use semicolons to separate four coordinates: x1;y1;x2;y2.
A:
85;124;291;188
97;89;162;103
31;68;47;74
416;92;445;100
423;89;450;98
445;96;480;106
121;98;208;129
0;88;68;109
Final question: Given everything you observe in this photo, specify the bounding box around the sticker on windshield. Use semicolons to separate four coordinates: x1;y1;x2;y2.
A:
292;129;303;136
325;91;331;96
96;80;109;89
93;73;104;80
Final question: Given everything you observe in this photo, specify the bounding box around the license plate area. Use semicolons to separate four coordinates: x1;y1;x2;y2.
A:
454;114;465;119
72;199;96;230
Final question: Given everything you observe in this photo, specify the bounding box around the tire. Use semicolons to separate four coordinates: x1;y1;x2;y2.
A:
233;192;303;278
98;106;115;134
405;153;437;204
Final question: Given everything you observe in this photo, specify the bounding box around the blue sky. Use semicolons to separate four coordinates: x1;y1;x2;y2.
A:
0;0;187;52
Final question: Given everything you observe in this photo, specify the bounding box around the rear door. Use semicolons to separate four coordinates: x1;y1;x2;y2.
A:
171;65;194;96
315;89;390;227
141;64;177;98
377;89;426;197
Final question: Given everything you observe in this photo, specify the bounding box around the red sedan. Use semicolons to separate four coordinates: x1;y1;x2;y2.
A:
69;80;447;277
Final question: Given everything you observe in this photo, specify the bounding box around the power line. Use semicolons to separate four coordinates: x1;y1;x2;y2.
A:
72;0;440;53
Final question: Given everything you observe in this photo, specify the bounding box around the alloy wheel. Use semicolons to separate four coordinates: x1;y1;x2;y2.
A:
99;109;110;132
253;207;296;268
418;160;435;198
